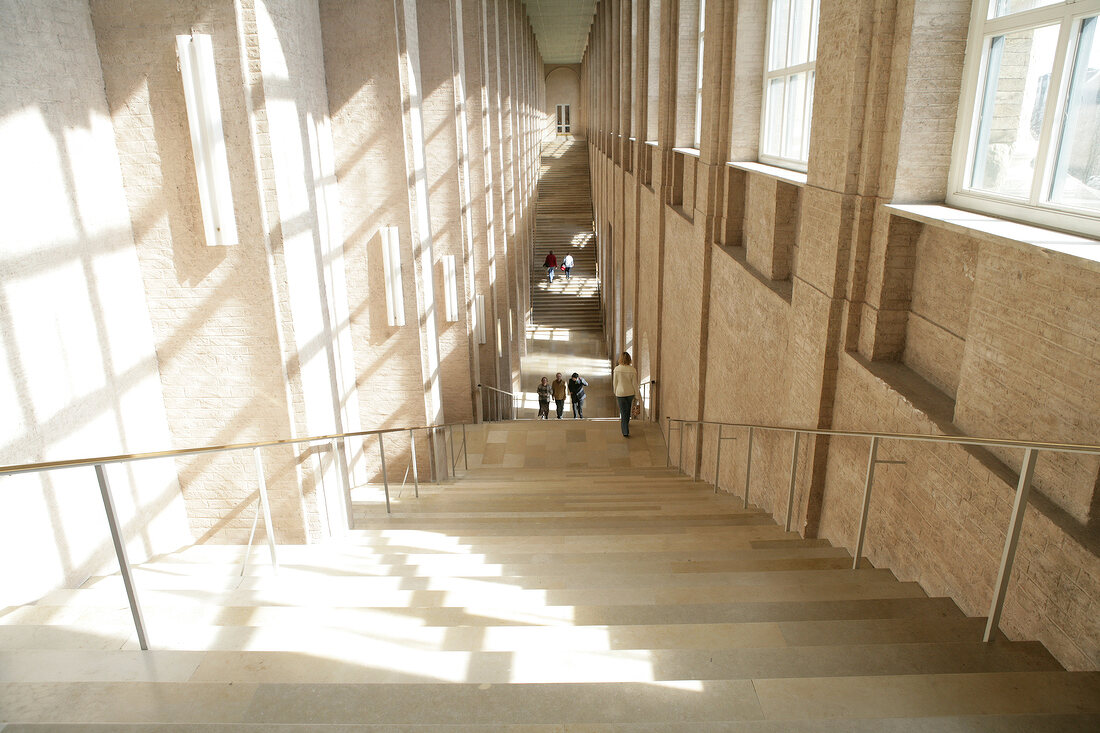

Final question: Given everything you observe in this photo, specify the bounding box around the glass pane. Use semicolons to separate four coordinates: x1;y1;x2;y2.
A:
809;0;820;62
969;24;1059;198
802;70;816;161
783;71;807;159
1049;16;1100;212
764;77;785;155
789;0;813;67
768;0;790;71
988;0;1062;20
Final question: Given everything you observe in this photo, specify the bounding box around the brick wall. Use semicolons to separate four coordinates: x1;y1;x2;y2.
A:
0;0;191;603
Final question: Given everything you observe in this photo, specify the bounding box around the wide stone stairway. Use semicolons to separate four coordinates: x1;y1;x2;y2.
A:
531;138;600;332
2;420;1098;729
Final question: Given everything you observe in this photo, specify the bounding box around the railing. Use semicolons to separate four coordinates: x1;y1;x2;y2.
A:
478;383;516;421
665;417;1100;644
0;420;471;650
638;379;657;421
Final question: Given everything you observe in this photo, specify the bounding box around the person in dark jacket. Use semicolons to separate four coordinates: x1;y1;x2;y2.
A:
544;250;557;283
567;372;588;419
536;376;551;419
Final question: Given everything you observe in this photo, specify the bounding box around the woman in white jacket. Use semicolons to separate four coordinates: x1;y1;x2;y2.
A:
612;352;639;437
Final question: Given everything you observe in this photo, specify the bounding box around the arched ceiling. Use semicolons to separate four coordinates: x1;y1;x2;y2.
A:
522;0;597;64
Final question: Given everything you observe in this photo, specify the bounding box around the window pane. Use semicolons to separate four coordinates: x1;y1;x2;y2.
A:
809;0;820;62
988;0;1062;20
969;24;1059;198
788;0;813;67
783;72;807;159
768;0;790;71
1049;16;1100;211
802;70;816;161
764;77;785;155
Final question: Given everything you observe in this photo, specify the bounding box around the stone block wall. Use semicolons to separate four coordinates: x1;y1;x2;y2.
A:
583;0;1100;670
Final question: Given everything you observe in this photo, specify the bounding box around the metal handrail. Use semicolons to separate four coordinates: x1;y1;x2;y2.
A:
477;383;516;421
2;418;473;651
638;379;657;421
665;416;1100;645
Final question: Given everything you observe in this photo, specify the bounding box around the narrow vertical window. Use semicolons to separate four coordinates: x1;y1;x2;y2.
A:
176;33;238;246
380;226;405;327
694;0;706;148
951;0;1100;234
760;0;819;170
442;255;459;322
646;0;662;141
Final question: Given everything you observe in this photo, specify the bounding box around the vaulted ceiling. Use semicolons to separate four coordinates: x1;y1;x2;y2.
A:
522;0;597;65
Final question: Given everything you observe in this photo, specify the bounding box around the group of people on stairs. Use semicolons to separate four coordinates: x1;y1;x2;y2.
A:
534;352;642;439
543;250;574;283
537;372;588;419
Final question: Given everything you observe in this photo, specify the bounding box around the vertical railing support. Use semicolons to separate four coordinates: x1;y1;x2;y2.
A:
433;427;442;484
693;423;701;481
666;417;671;467
338;437;354;531
784;432;801;532
377;432;391;514
252;447;278;572
409;428;419;498
714;424;723;494
984;447;1038;642
448;425;456;473
743;426;755;508
853;436;880;569
673;420;682;471
94;463;149;651
462;423;468;470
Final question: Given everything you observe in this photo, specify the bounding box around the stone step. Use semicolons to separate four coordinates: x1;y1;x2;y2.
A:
34;574;927;609
0;640;1061;685
4;714;1100;732
1;596;971;633
80;565;888;593
0;614;995;653
1;672;1097;726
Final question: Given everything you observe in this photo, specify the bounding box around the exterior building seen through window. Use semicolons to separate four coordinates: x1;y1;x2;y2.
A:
950;0;1100;236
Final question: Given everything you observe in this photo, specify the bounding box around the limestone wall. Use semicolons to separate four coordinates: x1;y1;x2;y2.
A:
0;0;191;604
583;0;1100;670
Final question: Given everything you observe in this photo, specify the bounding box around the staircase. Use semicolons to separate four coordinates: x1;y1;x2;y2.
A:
531;137;601;331
1;420;1097;728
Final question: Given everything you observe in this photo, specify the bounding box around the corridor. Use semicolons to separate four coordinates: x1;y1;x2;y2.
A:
519;137;617;419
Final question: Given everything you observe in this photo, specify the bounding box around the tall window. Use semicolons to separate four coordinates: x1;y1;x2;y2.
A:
950;0;1100;235
760;0;819;170
646;0;662;141
694;0;707;147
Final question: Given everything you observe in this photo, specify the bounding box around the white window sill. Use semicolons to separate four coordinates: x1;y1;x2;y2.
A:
885;203;1100;265
644;140;658;148
672;147;701;158
728;161;807;187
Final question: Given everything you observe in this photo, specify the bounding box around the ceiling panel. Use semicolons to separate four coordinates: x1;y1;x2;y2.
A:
522;0;597;64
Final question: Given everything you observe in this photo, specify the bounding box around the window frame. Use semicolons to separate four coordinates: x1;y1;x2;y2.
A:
759;0;820;172
948;0;1100;237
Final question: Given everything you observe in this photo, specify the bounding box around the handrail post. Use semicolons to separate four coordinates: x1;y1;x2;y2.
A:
94;463;149;651
433;427;442;484
462;423;468;470
673;420;682;471
377;432;391;514
331;438;353;534
449;425;456;473
693;422;701;481
984;447;1038;642
252;447;278;572
714;424;722;494
785;432;801;532
666;417;671;467
409;428;419;498
743;426;755;508
853;436;880;569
